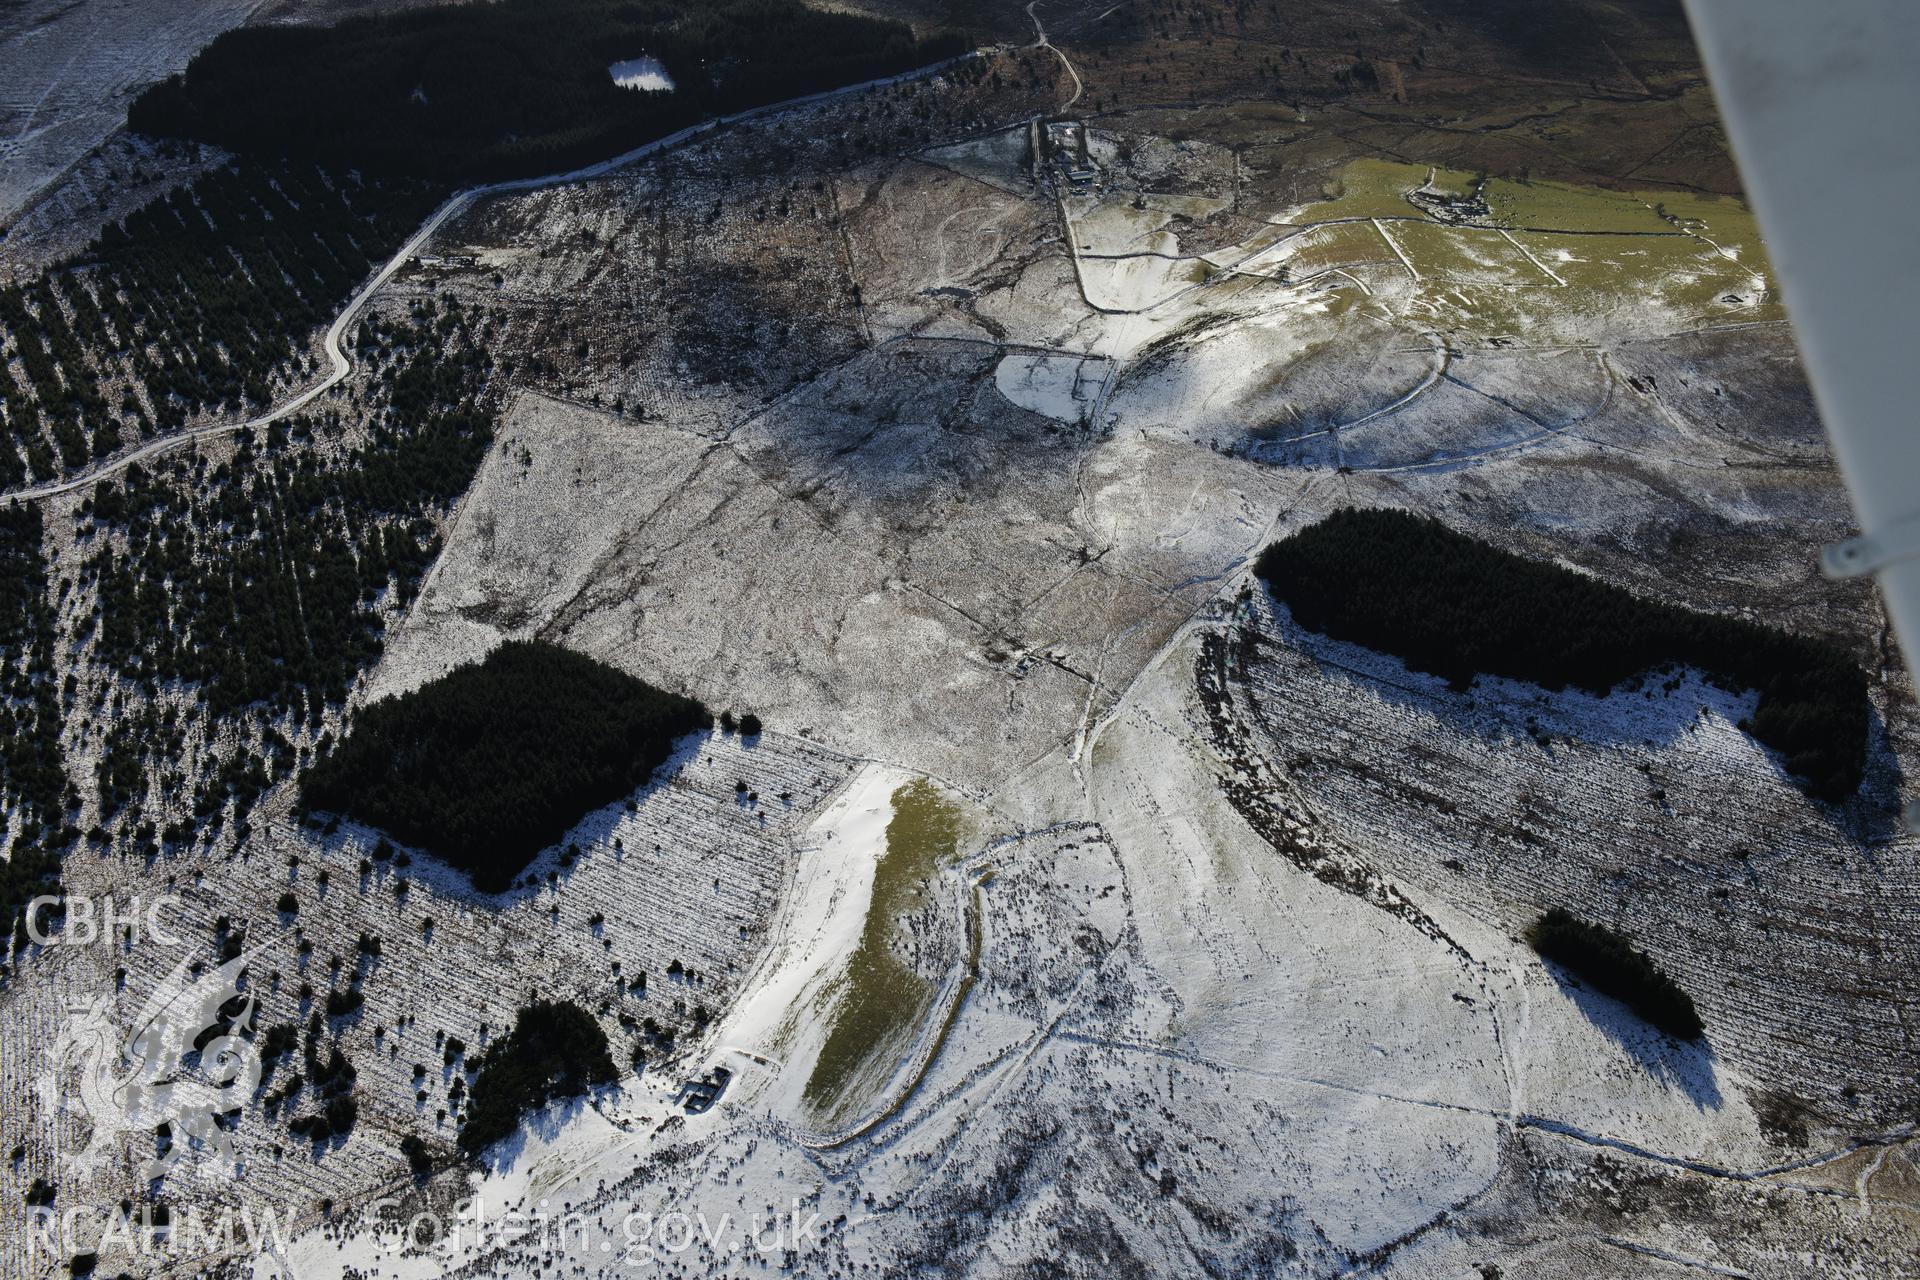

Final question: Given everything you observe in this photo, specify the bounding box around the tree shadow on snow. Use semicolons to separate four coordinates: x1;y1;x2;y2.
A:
1264;598;1750;757
1260;597;1892;844
474;1091;610;1175
1542;961;1723;1112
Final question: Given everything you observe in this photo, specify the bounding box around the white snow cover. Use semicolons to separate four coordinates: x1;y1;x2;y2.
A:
713;763;905;1123
992;351;1106;424
5;51;1878;1276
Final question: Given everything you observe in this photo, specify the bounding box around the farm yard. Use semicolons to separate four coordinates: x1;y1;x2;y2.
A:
0;0;1917;1276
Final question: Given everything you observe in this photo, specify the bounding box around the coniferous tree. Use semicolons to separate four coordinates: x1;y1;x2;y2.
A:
1257;508;1869;802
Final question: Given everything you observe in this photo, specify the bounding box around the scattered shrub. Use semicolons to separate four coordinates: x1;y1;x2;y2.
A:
260;1023;298;1061
400;1133;437;1177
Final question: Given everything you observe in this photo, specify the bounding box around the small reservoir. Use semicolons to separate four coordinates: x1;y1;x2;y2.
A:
608;56;675;93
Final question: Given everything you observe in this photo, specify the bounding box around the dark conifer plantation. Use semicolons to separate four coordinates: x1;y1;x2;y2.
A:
1256;508;1869;802
71;301;495;852
79;303;492;717
0;163;443;488
300;642;710;891
1528;908;1704;1040
457;999;617;1154
0;505;73;958
131;0;971;183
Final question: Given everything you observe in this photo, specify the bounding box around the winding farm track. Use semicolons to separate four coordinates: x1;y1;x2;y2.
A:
2;55;979;504
1027;1;1085;111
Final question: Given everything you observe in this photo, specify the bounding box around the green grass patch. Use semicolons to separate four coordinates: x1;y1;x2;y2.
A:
1388;221;1550;285
802;778;967;1121
1270;221;1399;281
1267;161;1780;332
1481;177;1673;233
1418;167;1483;200
1278;158;1439;223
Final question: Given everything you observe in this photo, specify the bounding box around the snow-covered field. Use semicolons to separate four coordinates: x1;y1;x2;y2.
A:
0;0;259;232
993;351;1107;424
220;99;1917;1271
232;86;1915;1275
4;18;1918;1277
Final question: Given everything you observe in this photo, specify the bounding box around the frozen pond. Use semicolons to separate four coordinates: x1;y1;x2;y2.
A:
608;56;674;93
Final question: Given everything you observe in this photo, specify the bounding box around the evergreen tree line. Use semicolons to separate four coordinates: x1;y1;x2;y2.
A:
1256;508;1869;802
0;280;108;476
78;303;490;717
128;0;971;184
0;162;444;489
73;302;495;848
0;505;76;970
1528;907;1704;1040
456;999;616;1155
299;641;711;893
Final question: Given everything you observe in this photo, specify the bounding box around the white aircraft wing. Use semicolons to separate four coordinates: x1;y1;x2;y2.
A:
1683;0;1920;813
